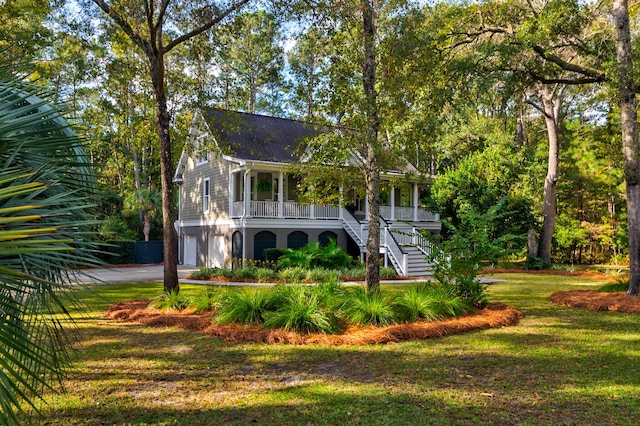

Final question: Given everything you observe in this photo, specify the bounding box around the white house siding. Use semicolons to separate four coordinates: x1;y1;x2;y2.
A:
180;155;230;222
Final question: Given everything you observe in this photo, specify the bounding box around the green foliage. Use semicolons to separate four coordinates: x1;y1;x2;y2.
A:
342;265;367;280
426;201;527;307
263;248;286;265
277;239;353;271
256;267;278;283
429;145;535;245
263;285;342;334
191;266;223;280
380;266;397;279
215;290;276;325
0;79;100;424
277;243;320;269
338;286;397;326
598;279;629;293
234;267;258;280
149;291;192;311
279;266;306;284
191;288;225;313
316;239;354;269
394;283;472;323
99;215;138;241
525;257;549;270
305;268;332;283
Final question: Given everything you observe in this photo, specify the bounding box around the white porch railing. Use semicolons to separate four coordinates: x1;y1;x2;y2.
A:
383;228;408;276
232;201;341;219
283;201;310;218
250;201;279;217
380;206;439;222
391;227;433;257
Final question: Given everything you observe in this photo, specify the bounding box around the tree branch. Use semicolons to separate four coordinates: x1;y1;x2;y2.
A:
163;0;251;53
91;0;146;50
532;45;607;82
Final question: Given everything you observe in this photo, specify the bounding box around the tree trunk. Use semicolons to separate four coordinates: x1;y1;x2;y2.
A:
537;84;563;264
361;0;381;294
143;213;151;242
147;50;179;294
613;0;640;295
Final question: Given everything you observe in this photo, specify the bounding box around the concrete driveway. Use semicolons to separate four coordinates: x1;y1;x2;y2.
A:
72;264;196;284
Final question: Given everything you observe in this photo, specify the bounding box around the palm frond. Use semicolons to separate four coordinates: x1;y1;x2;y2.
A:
0;78;100;424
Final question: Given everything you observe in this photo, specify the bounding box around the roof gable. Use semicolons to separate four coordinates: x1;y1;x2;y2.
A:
205;109;320;163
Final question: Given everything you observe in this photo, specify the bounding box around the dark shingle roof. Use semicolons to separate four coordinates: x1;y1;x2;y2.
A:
204;109;320;163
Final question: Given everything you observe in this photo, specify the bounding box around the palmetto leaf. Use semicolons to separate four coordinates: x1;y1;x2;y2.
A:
0;78;100;425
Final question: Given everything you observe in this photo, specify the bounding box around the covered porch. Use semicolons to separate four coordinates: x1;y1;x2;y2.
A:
229;167;438;222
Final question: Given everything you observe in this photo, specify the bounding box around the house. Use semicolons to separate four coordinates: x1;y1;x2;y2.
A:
173;109;441;276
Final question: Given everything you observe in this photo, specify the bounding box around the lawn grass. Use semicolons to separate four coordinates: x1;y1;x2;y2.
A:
28;274;640;425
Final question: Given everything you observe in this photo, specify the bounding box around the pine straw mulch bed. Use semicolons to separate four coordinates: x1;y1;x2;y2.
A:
104;300;523;345
549;290;640;314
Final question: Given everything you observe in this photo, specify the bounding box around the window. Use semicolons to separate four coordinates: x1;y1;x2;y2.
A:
203;178;210;212
319;231;337;248
254;231;276;261
287;231;308;249
196;151;208;165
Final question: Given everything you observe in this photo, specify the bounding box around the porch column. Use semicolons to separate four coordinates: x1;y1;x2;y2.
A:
339;187;344;219
278;171;284;218
229;171;235;217
244;170;251;217
413;183;419;221
390;185;395;221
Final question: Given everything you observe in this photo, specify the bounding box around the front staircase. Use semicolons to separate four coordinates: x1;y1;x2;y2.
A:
341;208;434;277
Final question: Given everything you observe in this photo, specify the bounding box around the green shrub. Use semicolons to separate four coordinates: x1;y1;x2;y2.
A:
305;267;331;283
395;283;472;322
220;268;236;279
338;286;396;326
256;267;278;282
264;248;286;264
191;287;226;313
525;257;548;270
191;266;224;280
598;278;630;293
380;266;397;279
317;238;353;269
313;280;344;308
280;266;306;284
342;265;366;280
263;285;342;334
149;291;192;311
215;290;275;324
234;267;258;280
276;239;353;270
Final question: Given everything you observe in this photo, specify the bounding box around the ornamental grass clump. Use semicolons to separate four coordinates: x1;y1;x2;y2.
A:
305;267;332;283
256;267;278;283
263;285;342;334
598;278;630;292
393;283;471;322
279;266;306;284
215;289;276;324
338;286;397;326
191;287;225;313
191;266;223;280
149;291;192;312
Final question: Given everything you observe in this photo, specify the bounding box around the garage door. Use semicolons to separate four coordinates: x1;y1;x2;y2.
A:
184;235;197;266
208;235;225;268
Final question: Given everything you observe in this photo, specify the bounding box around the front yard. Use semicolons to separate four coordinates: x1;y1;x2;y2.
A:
31;273;640;425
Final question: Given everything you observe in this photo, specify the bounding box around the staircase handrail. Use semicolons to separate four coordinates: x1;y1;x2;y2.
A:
341;208;364;246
